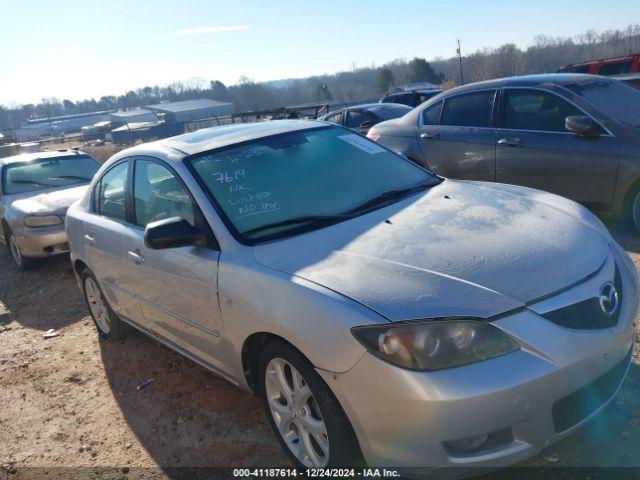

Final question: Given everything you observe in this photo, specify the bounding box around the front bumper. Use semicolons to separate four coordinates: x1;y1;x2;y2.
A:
320;245;638;473
13;224;69;258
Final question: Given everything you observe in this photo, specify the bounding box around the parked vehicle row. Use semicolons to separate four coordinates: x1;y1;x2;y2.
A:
2;74;638;476
368;74;640;230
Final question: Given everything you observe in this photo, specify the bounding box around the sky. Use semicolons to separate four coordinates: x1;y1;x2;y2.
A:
0;0;638;105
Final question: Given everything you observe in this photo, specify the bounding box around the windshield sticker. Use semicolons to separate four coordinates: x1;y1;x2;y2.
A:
338;134;386;154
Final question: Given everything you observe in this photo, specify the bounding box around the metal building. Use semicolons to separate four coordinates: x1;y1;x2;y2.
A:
147;99;234;123
110;109;157;126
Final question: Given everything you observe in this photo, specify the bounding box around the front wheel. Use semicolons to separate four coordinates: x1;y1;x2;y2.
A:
5;229;42;271
258;341;363;468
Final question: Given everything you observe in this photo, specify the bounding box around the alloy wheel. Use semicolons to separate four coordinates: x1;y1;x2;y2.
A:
85;277;111;335
265;357;329;468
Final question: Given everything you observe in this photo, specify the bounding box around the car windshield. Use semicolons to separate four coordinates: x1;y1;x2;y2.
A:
188;126;439;242
565;78;640;128
3;155;100;195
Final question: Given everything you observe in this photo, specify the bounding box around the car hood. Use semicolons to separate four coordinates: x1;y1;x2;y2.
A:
253;180;611;321
9;184;89;216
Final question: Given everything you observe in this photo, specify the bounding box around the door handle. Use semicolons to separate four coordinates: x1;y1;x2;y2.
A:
420;132;440;140
127;249;144;265
84;234;96;244
497;137;523;147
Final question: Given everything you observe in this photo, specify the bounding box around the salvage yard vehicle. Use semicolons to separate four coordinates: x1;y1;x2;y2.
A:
380;88;444;107
318;103;411;134
0;150;100;269
66;120;637;473
367;74;640;230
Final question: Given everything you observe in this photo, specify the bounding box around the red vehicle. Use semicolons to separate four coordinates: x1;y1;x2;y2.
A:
557;53;640;76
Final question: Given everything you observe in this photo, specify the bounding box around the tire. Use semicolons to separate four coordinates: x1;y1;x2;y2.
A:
258;340;364;468
632;190;640;233
80;268;125;340
5;228;42;271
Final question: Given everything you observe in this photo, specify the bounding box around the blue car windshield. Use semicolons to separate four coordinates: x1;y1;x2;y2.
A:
3;155;100;195
189;126;439;242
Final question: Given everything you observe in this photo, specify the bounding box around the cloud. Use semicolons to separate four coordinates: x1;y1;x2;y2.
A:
173;25;250;36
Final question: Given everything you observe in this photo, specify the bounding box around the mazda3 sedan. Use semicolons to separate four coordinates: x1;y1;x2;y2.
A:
1;150;100;269
368;74;640;231
66;121;637;475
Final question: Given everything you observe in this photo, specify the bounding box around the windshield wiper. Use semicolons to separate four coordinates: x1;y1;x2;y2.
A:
50;175;92;181
243;214;355;237
347;181;435;215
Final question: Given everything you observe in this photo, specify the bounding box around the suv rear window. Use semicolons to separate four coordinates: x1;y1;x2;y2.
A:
441;91;495;128
599;61;632;76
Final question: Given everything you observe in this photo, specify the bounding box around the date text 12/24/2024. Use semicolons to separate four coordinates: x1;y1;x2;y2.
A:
233;468;401;477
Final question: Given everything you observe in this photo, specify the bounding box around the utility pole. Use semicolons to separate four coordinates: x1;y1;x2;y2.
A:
456;39;464;85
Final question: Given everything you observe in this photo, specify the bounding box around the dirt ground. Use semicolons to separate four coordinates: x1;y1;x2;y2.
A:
1;222;639;480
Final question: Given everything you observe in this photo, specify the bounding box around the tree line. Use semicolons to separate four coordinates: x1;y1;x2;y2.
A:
1;23;639;132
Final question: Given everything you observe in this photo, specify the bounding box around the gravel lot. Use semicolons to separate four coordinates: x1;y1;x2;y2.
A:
1;222;639;480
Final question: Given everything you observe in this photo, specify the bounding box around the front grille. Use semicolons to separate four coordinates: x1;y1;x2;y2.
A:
542;265;622;330
552;348;631;432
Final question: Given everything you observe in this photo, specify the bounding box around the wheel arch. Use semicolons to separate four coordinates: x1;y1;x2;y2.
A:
1;218;11;239
73;258;90;276
241;331;306;392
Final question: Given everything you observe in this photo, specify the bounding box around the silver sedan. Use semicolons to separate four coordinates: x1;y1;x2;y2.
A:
66;120;638;475
0;150;100;270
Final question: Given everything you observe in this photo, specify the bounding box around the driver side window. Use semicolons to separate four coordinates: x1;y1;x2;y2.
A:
503;89;583;132
133;159;196;227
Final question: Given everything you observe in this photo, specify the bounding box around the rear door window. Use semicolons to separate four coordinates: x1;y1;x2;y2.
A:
503;89;582;132
441;91;495;127
421;101;443;125
94;161;129;222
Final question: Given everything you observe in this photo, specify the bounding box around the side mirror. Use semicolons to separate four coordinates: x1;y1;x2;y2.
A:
360;121;375;130
144;217;201;249
565;115;600;137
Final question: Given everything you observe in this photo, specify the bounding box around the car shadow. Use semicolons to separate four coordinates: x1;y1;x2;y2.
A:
98;330;289;475
0;248;87;331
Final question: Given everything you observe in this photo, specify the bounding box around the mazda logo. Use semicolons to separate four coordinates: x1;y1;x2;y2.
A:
598;282;619;316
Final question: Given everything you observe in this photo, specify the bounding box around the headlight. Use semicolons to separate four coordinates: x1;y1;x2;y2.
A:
23;215;63;228
351;320;519;371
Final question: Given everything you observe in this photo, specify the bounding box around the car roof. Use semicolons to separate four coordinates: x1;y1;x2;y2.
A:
113;120;328;160
386;73;618;126
0;149;90;168
447;73;609;93
386;89;443;95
